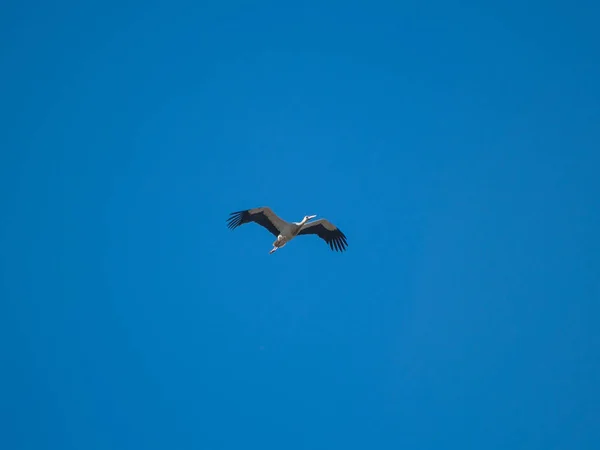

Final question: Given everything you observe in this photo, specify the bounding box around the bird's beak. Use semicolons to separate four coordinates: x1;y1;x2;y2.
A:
307;215;316;220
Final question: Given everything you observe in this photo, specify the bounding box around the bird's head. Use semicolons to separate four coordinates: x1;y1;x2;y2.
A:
303;215;317;223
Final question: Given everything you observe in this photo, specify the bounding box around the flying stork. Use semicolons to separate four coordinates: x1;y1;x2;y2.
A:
226;206;348;254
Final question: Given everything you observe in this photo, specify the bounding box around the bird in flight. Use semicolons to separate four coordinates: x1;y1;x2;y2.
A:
226;206;348;254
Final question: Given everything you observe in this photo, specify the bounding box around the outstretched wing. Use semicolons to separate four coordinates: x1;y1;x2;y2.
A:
297;219;348;252
226;207;287;237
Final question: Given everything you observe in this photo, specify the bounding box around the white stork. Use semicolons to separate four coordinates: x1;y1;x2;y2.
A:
226;206;348;254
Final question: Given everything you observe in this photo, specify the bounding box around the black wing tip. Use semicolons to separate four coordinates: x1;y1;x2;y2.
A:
328;244;347;252
226;210;247;230
327;229;348;252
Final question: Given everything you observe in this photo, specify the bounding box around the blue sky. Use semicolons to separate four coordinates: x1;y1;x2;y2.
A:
1;1;599;449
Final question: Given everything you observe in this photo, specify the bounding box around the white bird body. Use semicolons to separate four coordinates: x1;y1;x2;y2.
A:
227;206;347;254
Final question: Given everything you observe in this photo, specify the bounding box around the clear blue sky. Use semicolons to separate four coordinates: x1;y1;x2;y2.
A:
2;1;599;449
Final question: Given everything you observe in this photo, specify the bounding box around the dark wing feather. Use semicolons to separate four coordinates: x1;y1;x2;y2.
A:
298;222;348;252
226;209;280;237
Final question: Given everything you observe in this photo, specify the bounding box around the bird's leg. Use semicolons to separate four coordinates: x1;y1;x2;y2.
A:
270;236;286;254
